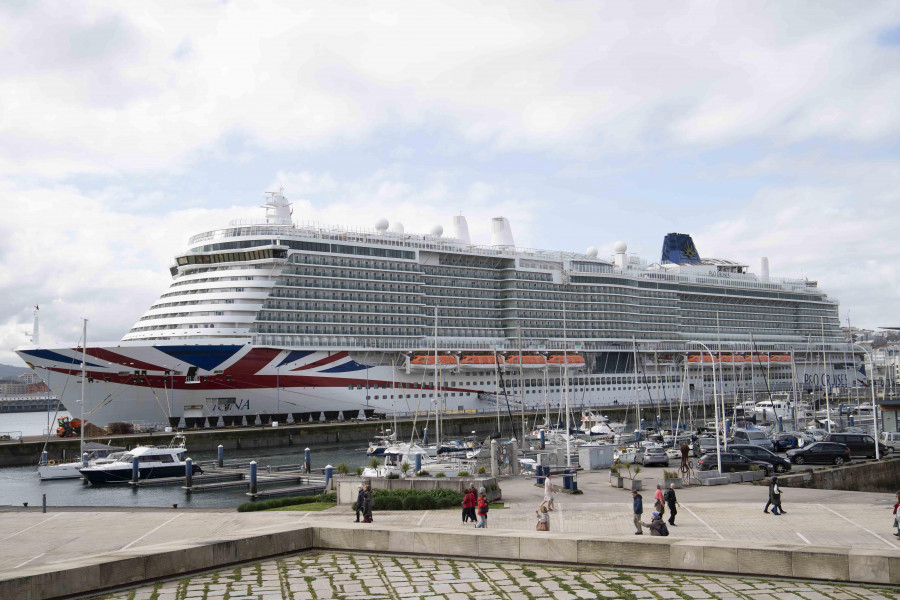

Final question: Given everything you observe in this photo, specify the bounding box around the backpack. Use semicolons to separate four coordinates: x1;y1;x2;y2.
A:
658;522;670;537
663;489;673;503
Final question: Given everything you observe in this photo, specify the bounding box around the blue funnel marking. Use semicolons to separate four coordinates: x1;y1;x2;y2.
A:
321;360;370;373
155;345;243;372
276;350;314;368
19;349;104;368
661;233;702;264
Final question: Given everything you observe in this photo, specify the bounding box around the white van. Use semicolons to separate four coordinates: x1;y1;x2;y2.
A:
881;431;900;450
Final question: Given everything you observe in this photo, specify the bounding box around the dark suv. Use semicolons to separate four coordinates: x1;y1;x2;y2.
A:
697;452;772;475
786;442;851;465
728;444;792;473
824;433;892;458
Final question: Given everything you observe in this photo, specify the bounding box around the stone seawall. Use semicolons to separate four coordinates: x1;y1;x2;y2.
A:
766;458;900;492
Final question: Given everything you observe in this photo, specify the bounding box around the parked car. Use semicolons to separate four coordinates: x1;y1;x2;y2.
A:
881;431;900;450
731;428;775;452
771;432;800;452
614;447;638;464
806;428;829;441
728;444;792;473
692;437;719;458
823;433;892;458
697;452;772;475
786;442;851;465
635;445;669;467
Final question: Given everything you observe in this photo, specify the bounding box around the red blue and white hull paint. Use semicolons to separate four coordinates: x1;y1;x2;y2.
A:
15;340;498;427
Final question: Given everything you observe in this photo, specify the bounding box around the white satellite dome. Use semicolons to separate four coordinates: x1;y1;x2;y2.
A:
614;241;627;253
430;224;444;237
389;222;405;234
586;246;598;258
375;218;389;232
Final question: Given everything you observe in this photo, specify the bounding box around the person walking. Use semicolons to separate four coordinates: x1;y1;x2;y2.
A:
632;490;643;535
664;482;680;526
355;484;365;523
642;511;666;536
764;476;782;515
536;503;550;531
773;477;785;514
544;474;556;511
475;491;489;528
893;491;899;537
654;483;665;518
362;484;373;523
462;486;476;523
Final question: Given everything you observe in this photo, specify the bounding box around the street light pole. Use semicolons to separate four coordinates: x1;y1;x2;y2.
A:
690;340;722;475
851;343;881;460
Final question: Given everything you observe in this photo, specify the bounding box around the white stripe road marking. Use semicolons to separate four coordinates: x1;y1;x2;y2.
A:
681;504;724;540
797;532;811;545
120;514;182;551
416;511;429;526
14;553;46;569
0;513;63;542
818;504;898;550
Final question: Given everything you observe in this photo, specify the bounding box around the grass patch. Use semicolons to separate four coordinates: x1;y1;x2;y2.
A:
267;502;337;512
237;492;336;512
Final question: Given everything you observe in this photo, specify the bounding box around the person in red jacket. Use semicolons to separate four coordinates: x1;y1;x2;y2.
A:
462;488;476;523
475;491;489;528
893;490;899;537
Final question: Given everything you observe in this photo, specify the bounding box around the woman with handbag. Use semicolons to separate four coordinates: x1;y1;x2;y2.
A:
536;503;550;531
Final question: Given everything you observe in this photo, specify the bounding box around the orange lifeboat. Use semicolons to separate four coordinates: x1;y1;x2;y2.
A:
744;353;769;363
504;354;547;369
409;354;458;371
460;354;498;370
547;354;585;369
688;353;715;363
770;354;792;363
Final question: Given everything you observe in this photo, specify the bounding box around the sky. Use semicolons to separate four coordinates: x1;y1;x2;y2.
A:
1;1;899;366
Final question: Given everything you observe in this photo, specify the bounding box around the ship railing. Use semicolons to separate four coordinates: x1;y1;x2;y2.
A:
0;431;23;442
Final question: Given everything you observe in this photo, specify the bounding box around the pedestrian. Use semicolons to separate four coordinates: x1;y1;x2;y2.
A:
664;482;681;526
893;491;900;537
642;511;666;536
475;491;489;528
536;503;550;531
544;473;556;511
355;484;365;523
764;476;782;515
654;483;665;517
362;484;373;523
632;490;643;535
462;486;476;523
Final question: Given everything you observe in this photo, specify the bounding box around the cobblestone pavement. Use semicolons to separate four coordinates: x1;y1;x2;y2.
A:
86;551;900;600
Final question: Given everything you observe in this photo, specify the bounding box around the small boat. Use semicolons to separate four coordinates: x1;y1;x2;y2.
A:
504;354;547;369
459;354;499;370
408;354;458;371
38;442;126;480
362;443;474;478
366;429;397;456
546;354;585;368
79;436;201;484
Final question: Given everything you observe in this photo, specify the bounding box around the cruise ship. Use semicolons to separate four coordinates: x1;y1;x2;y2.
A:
15;192;855;428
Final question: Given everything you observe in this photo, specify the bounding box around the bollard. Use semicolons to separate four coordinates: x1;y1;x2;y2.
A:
633;429;642;443
185;458;193;490
571;468;578;492
82;452;89;468
510;439;520;476
414;452;422;473
490;439;499;478
40;450;48;466
217;445;224;468
249;461;258;496
777;416;783;433
536;460;545;486
42;493;46;514
132;456;140;484
640;418;646;431
562;469;572;490
849;415;854;427
304;448;311;473
423;427;429;445
539;429;545;450
324;464;334;491
656;415;662;430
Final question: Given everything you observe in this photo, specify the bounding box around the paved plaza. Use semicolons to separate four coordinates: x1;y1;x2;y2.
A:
85;551;900;600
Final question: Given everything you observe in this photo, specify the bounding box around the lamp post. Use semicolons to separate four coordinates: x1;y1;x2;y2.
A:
851;343;881;460
690;341;722;474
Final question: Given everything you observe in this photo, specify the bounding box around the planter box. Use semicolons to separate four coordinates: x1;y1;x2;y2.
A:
752;470;766;481
663;477;682;489
740;472;755;483
622;477;642;491
701;476;730;486
728;472;742;483
610;476;623;488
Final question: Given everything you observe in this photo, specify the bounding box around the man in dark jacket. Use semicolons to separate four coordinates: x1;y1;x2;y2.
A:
642;511;666;536
632;491;643;535
664;483;681;526
355;484;365;522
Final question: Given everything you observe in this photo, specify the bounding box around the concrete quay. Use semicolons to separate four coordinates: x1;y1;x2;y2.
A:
1;470;899;598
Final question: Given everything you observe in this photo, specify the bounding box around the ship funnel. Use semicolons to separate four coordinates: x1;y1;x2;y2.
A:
761;256;770;281
452;215;471;244
262;190;292;225
491;217;515;249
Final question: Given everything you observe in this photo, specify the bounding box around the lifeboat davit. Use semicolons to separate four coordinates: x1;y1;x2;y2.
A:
408;354;459;371
504;354;547;369
546;354;585;369
459;354;499;370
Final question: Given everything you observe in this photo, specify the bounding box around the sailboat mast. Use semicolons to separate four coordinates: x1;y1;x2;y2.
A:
563;304;571;467
631;337;640;440
821;317;831;433
80;318;87;457
433;307;440;450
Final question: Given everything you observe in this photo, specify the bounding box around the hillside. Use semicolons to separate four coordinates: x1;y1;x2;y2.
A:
0;363;31;378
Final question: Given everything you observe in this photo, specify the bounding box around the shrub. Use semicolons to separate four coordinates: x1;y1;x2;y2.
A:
386;472;400;479
434;472;446;478
336;462;349;475
368;457;380;469
748;465;760;471
400;461;411;474
456;471;469;477
477;466;486;474
663;470;679;479
610;466;620;476
237;492;336;512
417;470;430;477
355;466;363;476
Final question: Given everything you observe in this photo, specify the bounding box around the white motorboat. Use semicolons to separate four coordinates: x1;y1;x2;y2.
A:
38;442;126;480
362;443;475;478
79;436;201;484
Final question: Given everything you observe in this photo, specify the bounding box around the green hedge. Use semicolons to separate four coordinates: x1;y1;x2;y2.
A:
237;492;336;513
351;487;464;511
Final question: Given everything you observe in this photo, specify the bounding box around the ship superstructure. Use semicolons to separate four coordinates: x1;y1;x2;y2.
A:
16;193;853;427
